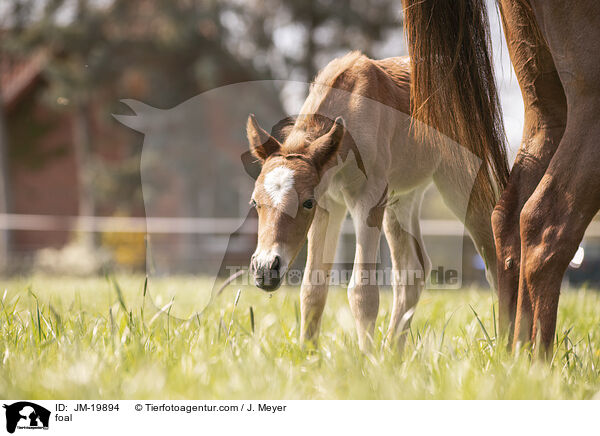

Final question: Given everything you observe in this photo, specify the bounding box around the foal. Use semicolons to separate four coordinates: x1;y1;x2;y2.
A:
247;52;504;350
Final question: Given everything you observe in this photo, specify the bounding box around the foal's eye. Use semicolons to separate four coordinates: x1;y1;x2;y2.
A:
303;199;315;210
249;199;257;208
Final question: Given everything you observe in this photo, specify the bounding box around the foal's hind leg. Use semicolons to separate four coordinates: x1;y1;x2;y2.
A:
383;194;430;351
492;0;567;342
433;166;499;293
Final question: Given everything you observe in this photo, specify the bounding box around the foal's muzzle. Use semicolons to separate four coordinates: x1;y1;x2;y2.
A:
251;254;283;292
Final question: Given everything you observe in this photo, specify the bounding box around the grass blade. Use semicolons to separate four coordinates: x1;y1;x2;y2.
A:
470;305;493;348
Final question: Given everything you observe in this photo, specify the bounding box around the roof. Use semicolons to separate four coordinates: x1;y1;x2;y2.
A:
0;50;47;109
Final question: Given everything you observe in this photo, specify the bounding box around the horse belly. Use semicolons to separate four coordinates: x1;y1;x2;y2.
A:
386;139;438;194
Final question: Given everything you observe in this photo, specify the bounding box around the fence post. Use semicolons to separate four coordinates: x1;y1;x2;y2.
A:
0;92;10;272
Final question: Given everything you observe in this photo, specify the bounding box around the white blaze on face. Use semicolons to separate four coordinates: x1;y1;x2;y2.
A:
263;166;295;206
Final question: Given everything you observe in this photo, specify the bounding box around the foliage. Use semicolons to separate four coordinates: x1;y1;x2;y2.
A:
34;239;110;275
100;231;146;269
1;275;599;399
222;0;403;81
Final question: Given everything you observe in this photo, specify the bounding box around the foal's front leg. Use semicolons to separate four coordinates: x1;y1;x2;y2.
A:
300;201;346;345
347;197;385;351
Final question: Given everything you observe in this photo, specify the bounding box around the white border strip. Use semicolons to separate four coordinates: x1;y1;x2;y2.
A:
0;399;596;436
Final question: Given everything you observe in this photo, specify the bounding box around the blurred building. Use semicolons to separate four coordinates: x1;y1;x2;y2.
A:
2;51;78;252
1;51;141;259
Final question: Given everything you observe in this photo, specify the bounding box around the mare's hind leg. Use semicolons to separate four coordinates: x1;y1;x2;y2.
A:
492;0;567;341
516;115;600;358
383;191;430;351
512;0;600;358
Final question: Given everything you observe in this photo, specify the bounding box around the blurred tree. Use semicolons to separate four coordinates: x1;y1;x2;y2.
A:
221;0;403;84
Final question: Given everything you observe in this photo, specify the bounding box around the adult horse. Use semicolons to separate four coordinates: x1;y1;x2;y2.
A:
246;52;508;350
402;0;600;358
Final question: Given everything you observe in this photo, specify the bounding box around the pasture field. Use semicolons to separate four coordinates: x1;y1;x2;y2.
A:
1;275;600;399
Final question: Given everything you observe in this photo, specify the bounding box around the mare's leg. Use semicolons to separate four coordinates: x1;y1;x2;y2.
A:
492;0;567;342
300;200;347;345
512;0;600;357
516;118;600;358
383;191;430;351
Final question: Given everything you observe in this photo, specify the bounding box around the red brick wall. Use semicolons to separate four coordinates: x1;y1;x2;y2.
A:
8;87;79;252
6;84;144;253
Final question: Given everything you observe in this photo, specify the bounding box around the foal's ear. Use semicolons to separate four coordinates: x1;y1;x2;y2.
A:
310;116;345;171
246;114;281;162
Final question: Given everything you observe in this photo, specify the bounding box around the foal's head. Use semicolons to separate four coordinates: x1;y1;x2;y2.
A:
246;114;345;291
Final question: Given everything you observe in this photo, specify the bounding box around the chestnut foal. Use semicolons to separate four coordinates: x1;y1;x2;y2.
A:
247;52;506;351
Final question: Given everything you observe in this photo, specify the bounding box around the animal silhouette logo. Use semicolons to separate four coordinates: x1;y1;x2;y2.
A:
3;402;50;433
113;80;478;320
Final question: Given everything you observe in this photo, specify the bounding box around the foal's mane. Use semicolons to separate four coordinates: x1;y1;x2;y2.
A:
270;112;366;179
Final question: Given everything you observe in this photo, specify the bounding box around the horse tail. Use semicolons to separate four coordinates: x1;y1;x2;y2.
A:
402;0;509;213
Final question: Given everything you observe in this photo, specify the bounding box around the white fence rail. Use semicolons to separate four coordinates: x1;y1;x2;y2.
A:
0;214;465;235
1;213;600;237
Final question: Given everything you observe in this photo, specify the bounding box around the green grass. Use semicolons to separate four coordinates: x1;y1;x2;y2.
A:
1;275;600;399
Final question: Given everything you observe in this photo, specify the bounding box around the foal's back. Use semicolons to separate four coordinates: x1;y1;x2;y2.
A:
312;51;411;116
